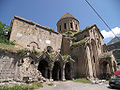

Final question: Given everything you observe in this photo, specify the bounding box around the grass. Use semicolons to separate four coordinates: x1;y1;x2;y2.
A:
0;82;43;90
32;50;41;55
48;82;53;86
0;43;15;50
71;40;86;47
73;78;91;84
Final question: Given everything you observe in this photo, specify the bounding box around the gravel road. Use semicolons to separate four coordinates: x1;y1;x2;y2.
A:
37;81;117;90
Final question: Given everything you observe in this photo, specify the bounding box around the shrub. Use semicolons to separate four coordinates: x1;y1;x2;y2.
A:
17;49;25;54
62;55;69;60
32;50;41;55
105;55;111;60
49;53;54;58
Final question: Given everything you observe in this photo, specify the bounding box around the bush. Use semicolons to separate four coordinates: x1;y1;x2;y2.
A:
105;55;111;60
62;55;69;60
32;50;41;55
17;49;25;54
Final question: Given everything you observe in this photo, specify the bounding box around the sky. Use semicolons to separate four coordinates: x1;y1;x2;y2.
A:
0;0;120;44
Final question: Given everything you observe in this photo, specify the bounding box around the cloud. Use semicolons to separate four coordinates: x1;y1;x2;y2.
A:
101;27;120;39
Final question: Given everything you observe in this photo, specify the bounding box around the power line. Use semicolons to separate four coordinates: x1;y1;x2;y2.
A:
84;0;119;39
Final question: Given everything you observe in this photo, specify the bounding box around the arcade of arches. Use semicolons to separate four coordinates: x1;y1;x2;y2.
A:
38;59;73;81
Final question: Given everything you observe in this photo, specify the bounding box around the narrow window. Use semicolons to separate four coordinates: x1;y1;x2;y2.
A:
70;23;73;28
60;25;61;31
64;23;66;29
76;24;77;30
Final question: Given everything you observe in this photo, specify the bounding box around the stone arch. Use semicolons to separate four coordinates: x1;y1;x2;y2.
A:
52;61;62;80
38;59;50;79
65;62;72;80
27;42;40;50
46;46;53;53
99;60;111;79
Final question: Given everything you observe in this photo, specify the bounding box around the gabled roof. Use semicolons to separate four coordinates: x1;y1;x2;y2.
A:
11;16;59;34
74;24;104;39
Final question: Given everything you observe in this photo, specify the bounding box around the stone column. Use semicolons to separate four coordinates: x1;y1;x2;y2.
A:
49;70;53;81
45;68;48;78
57;69;59;80
62;64;66;81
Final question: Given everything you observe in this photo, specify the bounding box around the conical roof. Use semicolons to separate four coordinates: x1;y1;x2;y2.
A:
60;13;75;20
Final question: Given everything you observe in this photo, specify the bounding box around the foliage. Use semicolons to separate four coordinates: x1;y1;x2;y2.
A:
31;82;43;89
105;55;111;60
0;21;11;44
71;40;86;47
0;43;15;50
62;54;69;60
49;53;55;58
0;85;34;90
17;49;25;54
48;82;54;86
49;62;54;69
32;50;41;55
0;82;43;90
73;78;91;83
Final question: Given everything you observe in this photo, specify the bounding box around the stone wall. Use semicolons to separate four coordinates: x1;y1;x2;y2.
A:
10;16;62;52
0;50;45;82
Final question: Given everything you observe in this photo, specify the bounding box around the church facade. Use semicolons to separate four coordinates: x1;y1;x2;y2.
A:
0;13;116;82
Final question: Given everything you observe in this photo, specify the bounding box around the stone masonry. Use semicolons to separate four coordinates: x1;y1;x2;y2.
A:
0;13;117;83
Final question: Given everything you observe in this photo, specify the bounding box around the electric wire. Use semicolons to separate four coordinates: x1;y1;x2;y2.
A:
84;0;119;39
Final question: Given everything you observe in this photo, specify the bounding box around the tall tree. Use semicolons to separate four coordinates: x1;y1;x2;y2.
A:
0;21;11;43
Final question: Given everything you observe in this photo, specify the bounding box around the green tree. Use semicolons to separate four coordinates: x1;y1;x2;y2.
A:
0;21;11;43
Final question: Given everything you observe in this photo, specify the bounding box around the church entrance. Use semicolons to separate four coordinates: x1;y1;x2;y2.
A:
38;60;50;79
52;61;61;80
100;61;111;79
65;62;72;80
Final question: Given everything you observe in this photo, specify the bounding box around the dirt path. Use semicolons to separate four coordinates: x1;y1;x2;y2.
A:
36;81;115;90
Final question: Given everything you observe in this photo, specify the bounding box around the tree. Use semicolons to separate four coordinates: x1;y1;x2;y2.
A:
0;21;11;43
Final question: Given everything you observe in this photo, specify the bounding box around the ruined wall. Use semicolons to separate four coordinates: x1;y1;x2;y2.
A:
70;45;89;78
61;36;71;55
0;50;44;82
10;16;62;52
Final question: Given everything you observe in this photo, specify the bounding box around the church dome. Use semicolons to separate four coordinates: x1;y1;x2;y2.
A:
60;13;76;20
57;13;79;33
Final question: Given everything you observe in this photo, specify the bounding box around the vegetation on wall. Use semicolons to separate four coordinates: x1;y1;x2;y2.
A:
105;55;111;60
62;54;75;62
32;50;41;55
17;49;25;54
71;40;86;47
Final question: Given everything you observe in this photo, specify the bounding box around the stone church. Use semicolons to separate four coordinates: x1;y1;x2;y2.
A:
0;13;117;82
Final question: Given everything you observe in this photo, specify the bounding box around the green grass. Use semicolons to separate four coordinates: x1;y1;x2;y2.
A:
73;78;91;84
32;50;41;55
48;82;53;86
0;82;43;90
0;43;15;50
